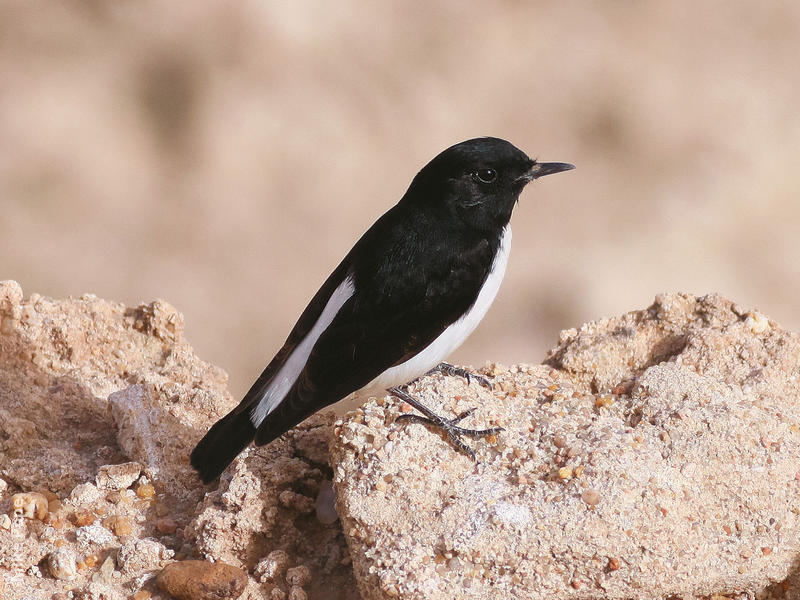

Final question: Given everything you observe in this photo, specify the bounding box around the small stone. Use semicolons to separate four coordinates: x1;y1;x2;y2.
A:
118;538;174;574
0;514;11;529
156;517;177;535
48;547;78;581
10;492;49;520
96;462;141;491
105;515;133;537
285;565;311;587
136;483;156;499
595;395;615;408
288;586;308;600
581;489;601;506
745;311;770;334
315;480;338;524
84;553;101;568
278;490;315;513
99;555;116;582
76;523;116;551
71;509;97;527
254;550;289;583
156;560;247;600
133;591;152;600
69;483;102;505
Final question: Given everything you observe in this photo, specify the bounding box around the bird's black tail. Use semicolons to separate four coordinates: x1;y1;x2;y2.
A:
190;408;257;484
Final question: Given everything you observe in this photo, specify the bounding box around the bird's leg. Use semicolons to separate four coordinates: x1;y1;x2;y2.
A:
389;386;503;460
425;362;494;390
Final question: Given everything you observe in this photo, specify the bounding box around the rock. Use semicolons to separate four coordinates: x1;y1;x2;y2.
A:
285;565;311;587
0;282;354;600
254;550;290;583
95;463;141;491
95;555;116;583
315;480;338;525
186;412;358;599
156;560;248;600
0;280;231;498
76;523;117;553
47;547;78;581
76;581;124;600
9;492;49;520
331;293;800;600
117;538;173;574
69;483;102;505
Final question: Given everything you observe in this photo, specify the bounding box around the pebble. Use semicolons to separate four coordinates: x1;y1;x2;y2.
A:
288;586;308;600
136;483;156;499
118;538;173;573
69;482;102;505
156;560;248;600
98;555;116;582
285;564;311;587
580;489;600;506
156;517;177;534
105;515;133;536
76;523;116;551
254;549;289;583
315;480;339;524
47;547;78;581
96;462;141;490
10;492;49;520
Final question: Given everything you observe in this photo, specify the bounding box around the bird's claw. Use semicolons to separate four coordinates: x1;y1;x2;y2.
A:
391;386;502;460
427;362;494;391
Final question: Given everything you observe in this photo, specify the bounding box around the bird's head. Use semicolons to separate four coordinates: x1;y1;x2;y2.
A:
406;137;574;231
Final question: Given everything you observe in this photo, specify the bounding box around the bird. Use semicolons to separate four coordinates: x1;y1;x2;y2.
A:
191;137;574;483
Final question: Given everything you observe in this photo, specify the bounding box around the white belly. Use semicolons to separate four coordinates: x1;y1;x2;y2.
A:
360;225;512;394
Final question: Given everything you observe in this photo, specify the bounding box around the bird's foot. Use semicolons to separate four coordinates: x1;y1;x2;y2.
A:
426;362;494;390
389;386;503;460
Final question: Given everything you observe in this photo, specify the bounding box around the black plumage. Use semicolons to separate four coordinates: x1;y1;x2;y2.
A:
191;137;573;483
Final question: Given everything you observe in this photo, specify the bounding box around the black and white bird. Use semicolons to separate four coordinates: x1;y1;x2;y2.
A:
191;137;573;483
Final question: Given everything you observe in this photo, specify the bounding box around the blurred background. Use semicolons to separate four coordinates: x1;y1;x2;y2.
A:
1;1;798;399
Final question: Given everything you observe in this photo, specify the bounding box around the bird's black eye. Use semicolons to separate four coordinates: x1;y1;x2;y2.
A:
472;169;498;184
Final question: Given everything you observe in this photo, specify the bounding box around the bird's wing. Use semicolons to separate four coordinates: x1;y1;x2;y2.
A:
230;256;354;417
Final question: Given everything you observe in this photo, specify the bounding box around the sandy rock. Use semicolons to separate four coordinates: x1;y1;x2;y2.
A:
76;523;117;553
156;559;248;600
0;281;230;499
117;537;174;574
76;581;124;600
9;492;49;520
332;293;800;600
48;546;78;581
95;462;141;491
254;549;290;583
0;282;357;600
187;411;358;600
108;383;211;504
69;483;103;506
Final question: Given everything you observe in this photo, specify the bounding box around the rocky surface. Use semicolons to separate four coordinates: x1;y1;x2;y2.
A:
332;293;800;600
4;282;800;599
0;281;354;599
186;411;357;600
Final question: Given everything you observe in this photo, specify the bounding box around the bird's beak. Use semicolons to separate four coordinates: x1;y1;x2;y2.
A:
519;161;575;181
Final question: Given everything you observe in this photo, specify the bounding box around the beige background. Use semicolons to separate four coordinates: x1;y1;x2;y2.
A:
1;2;798;400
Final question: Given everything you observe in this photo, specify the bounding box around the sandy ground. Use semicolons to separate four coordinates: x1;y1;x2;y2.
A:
1;1;799;402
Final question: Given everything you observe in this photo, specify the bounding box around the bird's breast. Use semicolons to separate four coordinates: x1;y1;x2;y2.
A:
361;225;512;393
